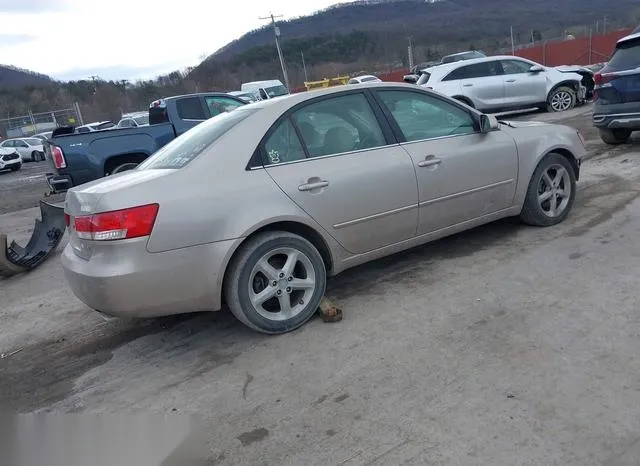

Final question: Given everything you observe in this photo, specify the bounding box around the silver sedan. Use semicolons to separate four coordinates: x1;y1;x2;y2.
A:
60;83;586;334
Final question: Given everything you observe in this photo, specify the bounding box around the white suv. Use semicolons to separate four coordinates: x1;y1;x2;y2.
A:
0;148;22;171
417;56;586;113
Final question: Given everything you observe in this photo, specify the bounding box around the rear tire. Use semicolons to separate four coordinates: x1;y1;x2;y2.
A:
31;151;39;162
520;153;576;227
599;128;631;145
547;86;576;112
224;231;326;334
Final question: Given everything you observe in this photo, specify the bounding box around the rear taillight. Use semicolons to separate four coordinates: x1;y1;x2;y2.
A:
594;72;616;86
51;145;66;169
73;204;159;241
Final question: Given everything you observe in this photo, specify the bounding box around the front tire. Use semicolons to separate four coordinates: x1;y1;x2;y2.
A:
31;151;40;162
224;231;326;334
520;153;576;227
599;128;631;145
547;86;576;112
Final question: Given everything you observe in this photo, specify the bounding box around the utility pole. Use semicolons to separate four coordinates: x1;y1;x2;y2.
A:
603;16;607;34
259;13;290;92
510;26;515;55
301;51;309;82
408;36;415;70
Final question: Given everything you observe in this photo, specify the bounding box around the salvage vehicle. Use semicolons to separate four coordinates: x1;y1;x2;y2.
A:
592;31;640;144
61;82;586;335
554;65;595;99
43;92;248;193
0;147;22;171
413;56;586;113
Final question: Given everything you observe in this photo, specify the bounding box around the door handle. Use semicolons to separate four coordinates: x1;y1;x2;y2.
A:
505;79;516;83
418;156;442;168
463;83;473;87
298;180;329;191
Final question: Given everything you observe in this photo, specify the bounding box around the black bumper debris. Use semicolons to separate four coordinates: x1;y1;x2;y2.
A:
0;201;66;277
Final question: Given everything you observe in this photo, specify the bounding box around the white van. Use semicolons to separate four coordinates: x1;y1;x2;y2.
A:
240;80;289;101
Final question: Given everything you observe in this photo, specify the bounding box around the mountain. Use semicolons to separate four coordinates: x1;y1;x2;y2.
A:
0;65;53;89
208;0;638;63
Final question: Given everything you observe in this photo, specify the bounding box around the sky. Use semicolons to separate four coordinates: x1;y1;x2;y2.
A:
0;0;350;82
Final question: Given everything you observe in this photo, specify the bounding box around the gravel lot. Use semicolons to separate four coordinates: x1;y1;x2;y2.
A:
2;105;640;465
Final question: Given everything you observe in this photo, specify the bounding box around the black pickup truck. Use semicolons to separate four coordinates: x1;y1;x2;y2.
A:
44;92;247;193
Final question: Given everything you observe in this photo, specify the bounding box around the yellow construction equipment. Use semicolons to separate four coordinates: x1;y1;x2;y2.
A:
304;76;350;91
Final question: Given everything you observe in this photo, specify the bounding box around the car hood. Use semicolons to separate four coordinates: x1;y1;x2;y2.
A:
498;120;549;128
0;147;17;155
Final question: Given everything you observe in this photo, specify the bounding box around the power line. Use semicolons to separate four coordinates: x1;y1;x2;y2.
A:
259;13;291;92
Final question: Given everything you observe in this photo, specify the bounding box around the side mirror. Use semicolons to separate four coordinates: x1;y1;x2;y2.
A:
529;65;544;73
403;74;418;84
480;114;499;133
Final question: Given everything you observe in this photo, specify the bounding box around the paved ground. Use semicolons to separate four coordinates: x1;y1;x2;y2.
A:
3;106;640;465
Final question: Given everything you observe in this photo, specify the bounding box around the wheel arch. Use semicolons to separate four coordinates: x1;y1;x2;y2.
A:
219;220;335;306
547;148;580;181
547;80;580;98
103;152;149;175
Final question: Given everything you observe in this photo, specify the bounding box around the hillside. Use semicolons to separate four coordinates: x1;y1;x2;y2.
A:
0;65;52;89
209;0;639;62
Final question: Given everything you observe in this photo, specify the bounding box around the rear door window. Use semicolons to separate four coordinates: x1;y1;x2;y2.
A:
137;108;257;170
443;61;501;81
176;97;207;120
607;39;640;71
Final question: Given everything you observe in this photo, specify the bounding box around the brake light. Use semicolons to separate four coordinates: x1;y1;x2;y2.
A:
594;72;616;86
73;204;159;241
51;145;66;169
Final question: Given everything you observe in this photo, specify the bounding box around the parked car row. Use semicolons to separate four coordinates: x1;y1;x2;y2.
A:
0;137;45;162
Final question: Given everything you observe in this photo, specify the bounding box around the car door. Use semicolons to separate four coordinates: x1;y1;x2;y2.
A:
263;92;419;255
374;89;519;236
440;61;505;110
13;140;30;158
500;59;548;107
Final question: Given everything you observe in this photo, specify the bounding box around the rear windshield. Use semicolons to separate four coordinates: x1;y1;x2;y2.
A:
607;38;640;71
137;107;257;170
416;72;431;86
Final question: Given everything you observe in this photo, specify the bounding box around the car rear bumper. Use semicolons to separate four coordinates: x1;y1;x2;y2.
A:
61;237;238;318
593;112;640;129
45;173;72;193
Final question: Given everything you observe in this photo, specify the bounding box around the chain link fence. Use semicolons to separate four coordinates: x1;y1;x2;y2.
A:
0;104;83;138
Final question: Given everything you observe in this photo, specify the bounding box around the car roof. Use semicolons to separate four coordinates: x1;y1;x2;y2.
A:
421;55;532;74
618;32;640;45
246;82;437;113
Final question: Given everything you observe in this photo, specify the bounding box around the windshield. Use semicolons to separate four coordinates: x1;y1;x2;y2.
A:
265;85;288;98
25;138;41;145
416;72;431;86
137;108;257;170
361;76;379;82
133;115;149;125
